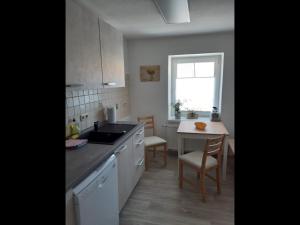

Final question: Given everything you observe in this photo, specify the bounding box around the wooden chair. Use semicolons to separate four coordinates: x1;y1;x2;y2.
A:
228;138;235;155
179;135;225;202
137;116;167;170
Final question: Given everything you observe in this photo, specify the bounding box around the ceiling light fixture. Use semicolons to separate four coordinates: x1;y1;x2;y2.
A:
153;0;190;24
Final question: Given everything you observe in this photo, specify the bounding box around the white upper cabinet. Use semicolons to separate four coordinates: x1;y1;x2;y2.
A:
66;0;103;86
66;0;125;88
99;19;125;88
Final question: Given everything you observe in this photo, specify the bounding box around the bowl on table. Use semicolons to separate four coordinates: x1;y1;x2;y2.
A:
194;122;207;130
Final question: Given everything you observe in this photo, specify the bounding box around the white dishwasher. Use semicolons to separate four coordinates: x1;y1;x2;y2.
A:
73;154;119;225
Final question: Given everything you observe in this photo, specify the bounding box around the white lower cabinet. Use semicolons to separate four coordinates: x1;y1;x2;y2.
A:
116;126;145;212
132;128;145;187
115;138;133;211
65;126;145;225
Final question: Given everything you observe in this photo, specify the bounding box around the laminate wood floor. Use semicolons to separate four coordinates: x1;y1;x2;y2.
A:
120;151;234;225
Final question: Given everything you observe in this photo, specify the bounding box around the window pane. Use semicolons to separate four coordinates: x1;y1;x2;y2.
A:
176;78;214;111
195;62;215;77
177;63;194;78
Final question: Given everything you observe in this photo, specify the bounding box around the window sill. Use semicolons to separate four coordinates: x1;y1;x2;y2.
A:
168;116;211;123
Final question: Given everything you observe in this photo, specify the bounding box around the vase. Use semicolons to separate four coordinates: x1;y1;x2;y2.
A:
175;111;181;119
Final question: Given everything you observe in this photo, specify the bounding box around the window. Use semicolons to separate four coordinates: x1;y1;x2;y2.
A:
168;53;224;119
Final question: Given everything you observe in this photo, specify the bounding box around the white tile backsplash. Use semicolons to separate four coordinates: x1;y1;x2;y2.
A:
78;90;84;96
80;104;85;113
68;107;74;117
85;96;90;103
72;91;78;97
90;102;95;110
94;102;98;109
89;95;94;102
67;98;73;107
66;91;72;98
74;106;80;115
80;119;87;130
73;97;79;106
85;103;90;112
79;96;85;105
66;85;129;135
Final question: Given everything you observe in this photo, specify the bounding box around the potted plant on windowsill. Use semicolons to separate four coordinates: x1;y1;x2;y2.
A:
173;100;182;119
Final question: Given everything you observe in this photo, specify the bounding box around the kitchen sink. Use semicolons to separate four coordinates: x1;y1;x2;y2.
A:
95;123;136;134
80;123;136;145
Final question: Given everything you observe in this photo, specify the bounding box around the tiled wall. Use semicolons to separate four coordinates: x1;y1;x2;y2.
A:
65;80;130;136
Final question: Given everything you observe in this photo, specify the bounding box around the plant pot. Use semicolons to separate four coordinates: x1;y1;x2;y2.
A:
175;111;181;119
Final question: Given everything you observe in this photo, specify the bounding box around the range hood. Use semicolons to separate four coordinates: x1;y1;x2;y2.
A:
153;0;190;24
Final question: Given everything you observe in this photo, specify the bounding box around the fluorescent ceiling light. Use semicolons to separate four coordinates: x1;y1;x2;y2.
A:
153;0;190;24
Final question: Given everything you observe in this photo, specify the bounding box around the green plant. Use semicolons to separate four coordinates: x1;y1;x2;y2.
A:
173;100;182;112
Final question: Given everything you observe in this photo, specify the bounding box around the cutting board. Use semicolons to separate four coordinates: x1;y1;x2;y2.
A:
66;139;88;150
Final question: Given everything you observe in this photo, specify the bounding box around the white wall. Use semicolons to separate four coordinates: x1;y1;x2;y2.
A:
127;32;234;139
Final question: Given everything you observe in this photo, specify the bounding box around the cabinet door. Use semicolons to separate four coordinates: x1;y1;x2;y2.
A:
99;19;125;88
132;127;145;187
66;0;103;85
116;138;133;212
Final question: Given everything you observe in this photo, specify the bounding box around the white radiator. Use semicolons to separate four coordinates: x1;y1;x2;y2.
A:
162;123;179;151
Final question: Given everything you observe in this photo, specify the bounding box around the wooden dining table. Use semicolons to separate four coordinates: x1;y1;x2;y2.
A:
177;120;230;180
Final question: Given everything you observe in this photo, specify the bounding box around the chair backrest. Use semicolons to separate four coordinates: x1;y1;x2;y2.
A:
201;135;225;168
137;116;155;136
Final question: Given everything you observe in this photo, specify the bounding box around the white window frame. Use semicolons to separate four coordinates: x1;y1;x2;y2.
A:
168;52;224;120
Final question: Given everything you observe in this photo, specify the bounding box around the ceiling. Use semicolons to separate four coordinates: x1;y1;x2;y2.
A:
75;0;234;39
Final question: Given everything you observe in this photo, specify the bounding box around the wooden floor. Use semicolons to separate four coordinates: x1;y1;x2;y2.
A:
120;151;234;225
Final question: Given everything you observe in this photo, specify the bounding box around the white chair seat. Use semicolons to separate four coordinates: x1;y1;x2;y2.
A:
144;136;166;147
179;151;217;169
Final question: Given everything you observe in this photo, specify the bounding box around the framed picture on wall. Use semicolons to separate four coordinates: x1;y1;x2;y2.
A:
140;65;160;82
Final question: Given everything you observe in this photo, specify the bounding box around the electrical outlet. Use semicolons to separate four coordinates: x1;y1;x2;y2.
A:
80;113;88;121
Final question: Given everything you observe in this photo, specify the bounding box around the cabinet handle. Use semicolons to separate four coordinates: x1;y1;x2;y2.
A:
136;130;144;136
136;140;144;146
103;82;116;86
115;145;127;156
137;158;144;166
98;176;108;189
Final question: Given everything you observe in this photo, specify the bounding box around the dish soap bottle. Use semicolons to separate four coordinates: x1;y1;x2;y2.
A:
69;118;80;139
211;107;220;121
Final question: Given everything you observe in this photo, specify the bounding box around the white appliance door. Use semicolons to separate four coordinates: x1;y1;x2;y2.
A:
74;155;119;225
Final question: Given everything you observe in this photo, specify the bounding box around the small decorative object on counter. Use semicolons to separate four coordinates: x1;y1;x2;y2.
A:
186;110;199;119
211;106;221;121
94;121;99;131
69;118;80;139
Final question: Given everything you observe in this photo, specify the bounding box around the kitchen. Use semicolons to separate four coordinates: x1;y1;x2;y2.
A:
66;0;234;225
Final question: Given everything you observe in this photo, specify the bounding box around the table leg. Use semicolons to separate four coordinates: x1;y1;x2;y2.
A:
177;134;181;177
222;136;229;181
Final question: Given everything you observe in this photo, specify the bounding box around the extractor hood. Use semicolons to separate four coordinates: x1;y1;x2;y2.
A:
153;0;190;24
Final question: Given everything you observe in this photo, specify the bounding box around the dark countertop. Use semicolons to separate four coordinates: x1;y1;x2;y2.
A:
66;121;144;191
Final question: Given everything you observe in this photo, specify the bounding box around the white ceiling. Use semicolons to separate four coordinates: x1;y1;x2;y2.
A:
76;0;234;39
